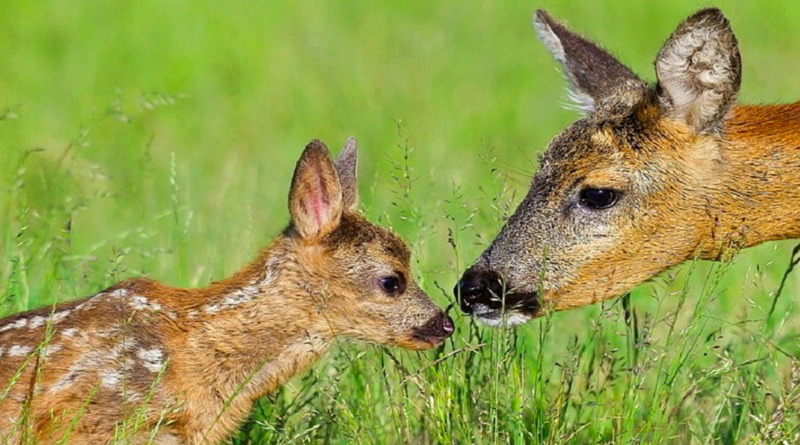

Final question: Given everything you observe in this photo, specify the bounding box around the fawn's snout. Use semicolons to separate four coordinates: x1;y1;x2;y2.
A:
288;138;453;351
412;311;454;346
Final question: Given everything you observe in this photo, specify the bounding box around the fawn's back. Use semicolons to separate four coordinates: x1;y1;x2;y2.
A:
0;279;187;442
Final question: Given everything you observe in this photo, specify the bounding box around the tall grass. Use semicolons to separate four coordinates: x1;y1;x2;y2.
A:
3;1;800;443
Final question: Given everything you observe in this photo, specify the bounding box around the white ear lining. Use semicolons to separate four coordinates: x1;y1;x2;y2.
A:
533;14;596;113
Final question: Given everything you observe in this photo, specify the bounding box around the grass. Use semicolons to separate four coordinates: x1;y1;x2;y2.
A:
3;0;800;443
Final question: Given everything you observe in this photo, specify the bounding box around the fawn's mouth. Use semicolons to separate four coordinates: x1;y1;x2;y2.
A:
411;313;455;347
412;333;448;346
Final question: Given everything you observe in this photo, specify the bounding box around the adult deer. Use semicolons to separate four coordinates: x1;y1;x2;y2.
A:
456;8;800;327
0;139;453;444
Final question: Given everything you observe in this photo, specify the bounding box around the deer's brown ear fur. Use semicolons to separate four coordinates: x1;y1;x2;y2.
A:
655;8;741;134
334;137;359;211
533;9;647;114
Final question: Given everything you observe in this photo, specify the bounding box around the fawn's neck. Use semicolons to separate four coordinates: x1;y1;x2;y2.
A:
700;103;800;258
173;241;335;442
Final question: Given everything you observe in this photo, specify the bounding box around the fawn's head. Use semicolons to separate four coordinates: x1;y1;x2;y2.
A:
283;138;453;349
457;8;743;326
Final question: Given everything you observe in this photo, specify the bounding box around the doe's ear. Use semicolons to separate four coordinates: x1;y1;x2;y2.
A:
533;10;646;113
288;139;344;241
655;8;741;134
334;137;359;211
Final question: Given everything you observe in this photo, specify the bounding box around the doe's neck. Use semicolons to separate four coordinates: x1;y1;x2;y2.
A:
700;102;800;257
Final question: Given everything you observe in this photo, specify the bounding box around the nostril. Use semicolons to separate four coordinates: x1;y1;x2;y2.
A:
455;277;484;300
455;269;509;314
456;272;504;298
484;271;505;298
441;314;455;335
461;279;482;293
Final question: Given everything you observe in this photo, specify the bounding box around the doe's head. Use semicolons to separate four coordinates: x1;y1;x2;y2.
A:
287;138;453;349
457;8;742;326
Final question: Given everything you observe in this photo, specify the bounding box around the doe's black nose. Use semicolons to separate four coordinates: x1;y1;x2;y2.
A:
454;269;505;314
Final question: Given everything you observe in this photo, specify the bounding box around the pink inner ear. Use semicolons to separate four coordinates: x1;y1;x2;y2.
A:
306;174;330;232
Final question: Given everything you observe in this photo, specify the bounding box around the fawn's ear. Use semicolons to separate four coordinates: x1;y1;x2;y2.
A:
334;137;359;211
655;8;741;134
533;10;646;113
289;140;344;241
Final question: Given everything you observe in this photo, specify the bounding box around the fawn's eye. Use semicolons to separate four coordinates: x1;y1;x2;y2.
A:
378;274;405;296
578;188;620;210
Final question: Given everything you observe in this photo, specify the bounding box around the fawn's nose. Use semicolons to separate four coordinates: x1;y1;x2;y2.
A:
442;313;455;335
412;311;455;345
454;269;505;314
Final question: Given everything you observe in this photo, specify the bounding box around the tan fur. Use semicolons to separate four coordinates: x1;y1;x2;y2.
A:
546;103;800;311
0;139;451;444
457;8;800;326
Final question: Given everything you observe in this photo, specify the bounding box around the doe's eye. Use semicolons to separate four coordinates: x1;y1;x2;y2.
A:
378;274;405;296
579;188;620;210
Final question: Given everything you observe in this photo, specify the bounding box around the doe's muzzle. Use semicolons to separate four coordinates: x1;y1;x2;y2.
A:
455;269;506;314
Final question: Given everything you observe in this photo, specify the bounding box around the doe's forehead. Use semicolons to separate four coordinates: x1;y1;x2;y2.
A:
534;117;657;198
541;113;651;172
550;119;611;155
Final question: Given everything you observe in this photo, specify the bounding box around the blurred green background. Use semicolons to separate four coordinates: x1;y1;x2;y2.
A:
3;1;800;443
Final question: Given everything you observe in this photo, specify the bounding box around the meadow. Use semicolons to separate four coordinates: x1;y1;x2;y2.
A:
3;1;800;443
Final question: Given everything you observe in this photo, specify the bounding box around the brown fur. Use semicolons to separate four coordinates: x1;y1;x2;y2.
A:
0;139;452;444
457;8;800;326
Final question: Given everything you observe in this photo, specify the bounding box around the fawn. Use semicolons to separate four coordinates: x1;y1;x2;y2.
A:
456;8;800;326
0;138;454;444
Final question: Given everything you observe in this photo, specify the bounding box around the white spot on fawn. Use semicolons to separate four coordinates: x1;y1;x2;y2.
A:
101;370;122;388
204;285;259;314
130;295;162;311
202;268;275;314
29;316;46;329
26;311;72;330
61;327;79;338
137;348;165;372
110;288;130;299
51;341;135;393
51;310;71;324
43;343;63;359
97;327;123;339
9;345;33;357
0;319;27;332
